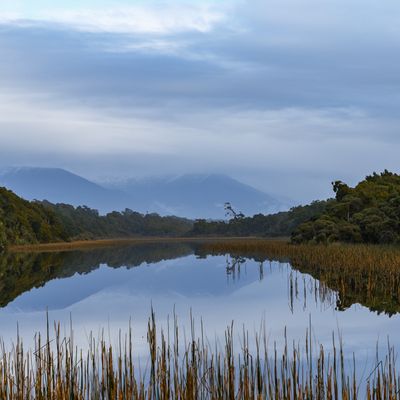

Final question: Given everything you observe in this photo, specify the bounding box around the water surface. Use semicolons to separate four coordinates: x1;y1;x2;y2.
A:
0;241;399;375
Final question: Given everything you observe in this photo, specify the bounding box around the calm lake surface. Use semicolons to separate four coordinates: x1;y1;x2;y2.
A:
0;241;399;375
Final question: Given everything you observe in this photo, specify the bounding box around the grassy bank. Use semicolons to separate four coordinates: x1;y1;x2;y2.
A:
8;237;266;253
9;238;400;315
0;312;398;399
201;239;400;315
8;237;197;253
200;239;400;270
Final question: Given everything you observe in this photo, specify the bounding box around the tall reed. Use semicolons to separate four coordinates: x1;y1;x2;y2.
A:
0;311;398;399
200;240;400;315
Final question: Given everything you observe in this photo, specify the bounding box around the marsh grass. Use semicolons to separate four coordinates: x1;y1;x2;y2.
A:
201;240;400;316
199;239;400;270
0;311;398;399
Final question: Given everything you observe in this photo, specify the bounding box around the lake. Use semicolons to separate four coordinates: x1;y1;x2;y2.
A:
0;241;399;380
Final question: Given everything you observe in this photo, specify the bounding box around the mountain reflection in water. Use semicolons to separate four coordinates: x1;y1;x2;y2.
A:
1;241;399;316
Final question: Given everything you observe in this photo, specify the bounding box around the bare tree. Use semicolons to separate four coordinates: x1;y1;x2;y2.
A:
224;202;244;220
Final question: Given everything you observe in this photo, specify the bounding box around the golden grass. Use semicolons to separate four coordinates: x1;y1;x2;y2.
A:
201;239;400;315
8;237;255;253
200;239;400;270
0;311;398;399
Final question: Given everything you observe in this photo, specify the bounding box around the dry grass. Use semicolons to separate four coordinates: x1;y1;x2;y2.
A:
0;311;398;399
201;239;400;315
199;239;400;271
8;237;263;253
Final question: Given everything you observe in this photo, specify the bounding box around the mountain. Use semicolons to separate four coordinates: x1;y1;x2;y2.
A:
0;167;289;219
106;174;289;219
0;167;130;214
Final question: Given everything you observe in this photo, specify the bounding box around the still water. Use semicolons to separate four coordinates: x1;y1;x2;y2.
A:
0;241;399;374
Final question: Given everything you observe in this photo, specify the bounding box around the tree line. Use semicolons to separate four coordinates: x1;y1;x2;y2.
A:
1;169;399;249
190;200;330;237
292;170;400;244
0;187;192;250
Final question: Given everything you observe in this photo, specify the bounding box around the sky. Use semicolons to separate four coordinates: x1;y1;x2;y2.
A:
0;0;399;203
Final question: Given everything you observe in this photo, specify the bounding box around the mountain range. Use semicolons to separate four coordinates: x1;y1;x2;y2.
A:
0;167;290;219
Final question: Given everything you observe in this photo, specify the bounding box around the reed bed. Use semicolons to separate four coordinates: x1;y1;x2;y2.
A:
0;311;398;399
199;239;400;271
200;240;400;315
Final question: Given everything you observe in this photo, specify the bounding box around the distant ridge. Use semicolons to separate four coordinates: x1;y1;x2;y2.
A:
106;173;290;219
0;167;130;214
0;167;289;219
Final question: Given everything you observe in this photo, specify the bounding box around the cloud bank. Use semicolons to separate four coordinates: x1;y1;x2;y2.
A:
0;0;399;202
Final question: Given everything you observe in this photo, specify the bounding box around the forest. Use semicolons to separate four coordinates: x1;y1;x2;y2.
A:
0;187;67;250
43;202;193;240
190;200;330;237
292;170;400;244
192;170;400;245
1;170;399;249
0;187;192;250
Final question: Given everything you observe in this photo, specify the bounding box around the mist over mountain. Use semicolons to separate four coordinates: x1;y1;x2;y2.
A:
0;167;290;219
106;174;290;219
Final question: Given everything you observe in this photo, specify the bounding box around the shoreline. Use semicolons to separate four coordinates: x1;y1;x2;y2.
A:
9;236;280;253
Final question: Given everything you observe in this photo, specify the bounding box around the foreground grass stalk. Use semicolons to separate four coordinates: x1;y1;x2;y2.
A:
0;312;398;399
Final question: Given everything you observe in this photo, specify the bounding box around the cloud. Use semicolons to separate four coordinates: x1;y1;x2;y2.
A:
0;90;399;201
1;0;400;202
2;4;399;116
0;3;227;34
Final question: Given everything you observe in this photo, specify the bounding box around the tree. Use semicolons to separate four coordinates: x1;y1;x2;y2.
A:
224;202;244;220
332;181;352;201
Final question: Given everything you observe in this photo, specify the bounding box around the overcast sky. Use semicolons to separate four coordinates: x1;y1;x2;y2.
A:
0;0;399;203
